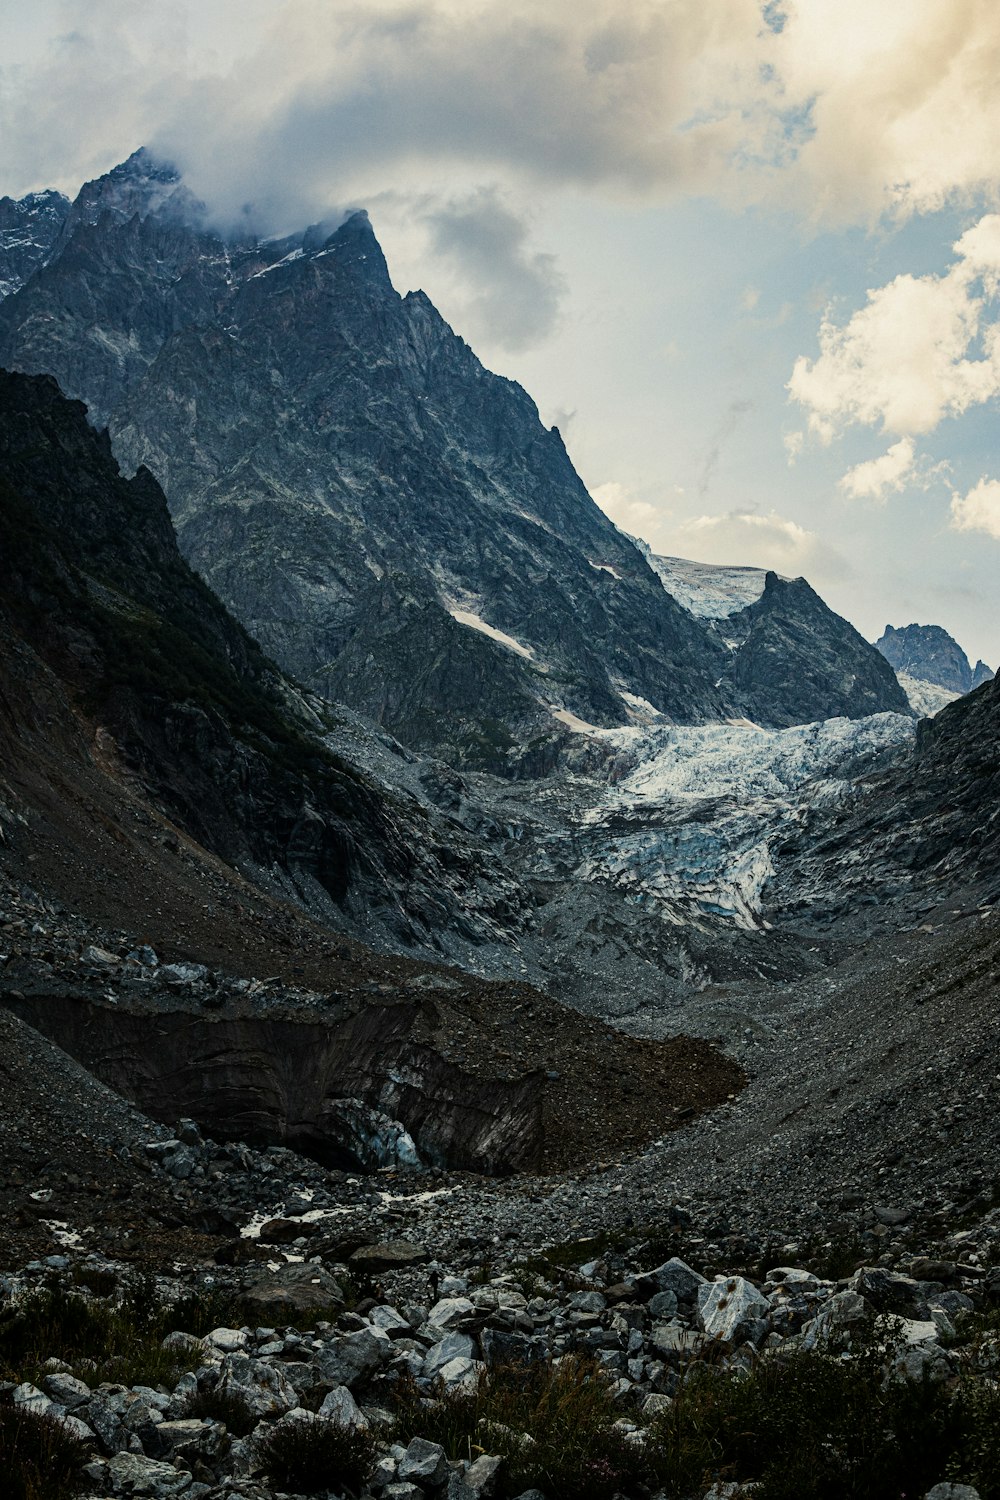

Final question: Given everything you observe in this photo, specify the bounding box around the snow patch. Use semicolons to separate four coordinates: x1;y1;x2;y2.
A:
572;713;916;929
447;606;536;661
897;672;961;718
638;546;773;619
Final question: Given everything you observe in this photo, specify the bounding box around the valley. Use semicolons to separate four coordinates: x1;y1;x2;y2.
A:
0;152;997;1500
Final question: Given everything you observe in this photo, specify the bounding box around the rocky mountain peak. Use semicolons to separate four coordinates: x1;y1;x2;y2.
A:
875;621;995;696
0;187;70;299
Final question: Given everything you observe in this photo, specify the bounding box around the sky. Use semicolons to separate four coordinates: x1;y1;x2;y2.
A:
2;0;999;667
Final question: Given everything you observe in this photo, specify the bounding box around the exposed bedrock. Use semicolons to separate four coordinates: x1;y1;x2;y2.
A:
1;996;542;1175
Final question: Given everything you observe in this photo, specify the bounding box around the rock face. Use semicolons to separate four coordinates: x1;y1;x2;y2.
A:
0;151;906;767
0;367;525;955
1;992;545;1173
876;622;994;696
722;573;911;726
769;671;1000;925
0;188;69;298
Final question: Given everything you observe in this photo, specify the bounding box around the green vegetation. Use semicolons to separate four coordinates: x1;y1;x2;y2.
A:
0;1280;257;1389
391;1342;1000;1500
255;1416;376;1494
0;1406;88;1500
182;1385;257;1437
394;1356;647;1500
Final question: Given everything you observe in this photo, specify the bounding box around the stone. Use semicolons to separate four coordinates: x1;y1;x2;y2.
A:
650;1325;706;1357
370;1304;414;1337
428;1296;475;1328
647;1289;678;1318
398;1436;451;1487
318;1385;368;1430
435;1356;484;1394
350;1239;430;1271
12;1383;54;1415
41;1371;92;1407
424;1332;476;1379
240;1262;344;1317
175;1118;204;1146
205;1327;249;1353
924;1487;981;1500
850;1266;925;1314
257;1217;303;1244
697;1276;770;1344
214;1353;299;1418
316;1326;392;1388
640;1257;706;1301
800;1290;873;1351
106;1452;192;1496
464;1454;502;1497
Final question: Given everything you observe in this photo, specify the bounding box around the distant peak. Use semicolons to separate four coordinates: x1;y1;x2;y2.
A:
316;209;392;289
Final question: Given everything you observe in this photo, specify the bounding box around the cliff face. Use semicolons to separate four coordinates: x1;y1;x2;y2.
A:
0;368;526;957
876;622;994;696
724;573;911;726
0;152;907;770
767;672;1000;927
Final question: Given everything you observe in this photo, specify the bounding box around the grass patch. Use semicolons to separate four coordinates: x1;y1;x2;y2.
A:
255;1417;375;1494
0;1406;88;1500
0;1280;268;1389
648;1341;1000;1500
394;1355;646;1500
182;1386;256;1437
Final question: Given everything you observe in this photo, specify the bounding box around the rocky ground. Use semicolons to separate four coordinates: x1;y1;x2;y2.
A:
2;853;999;1497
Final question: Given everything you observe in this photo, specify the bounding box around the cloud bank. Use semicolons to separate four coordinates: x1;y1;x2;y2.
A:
7;1;1000;230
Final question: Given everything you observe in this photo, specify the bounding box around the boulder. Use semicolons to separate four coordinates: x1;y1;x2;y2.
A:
318;1386;368;1430
398;1436;451;1486
350;1239;430;1271
424;1332;476;1379
214;1352;299;1418
241;1262;344;1318
315;1325;392;1388
697;1276;770;1344
105;1452;192;1496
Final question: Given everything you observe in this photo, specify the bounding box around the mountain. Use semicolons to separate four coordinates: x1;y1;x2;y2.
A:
0;188;69;298
642;549;910;725
0;367;526;962
876;622;994;697
768;671;1000;930
0;151;908;768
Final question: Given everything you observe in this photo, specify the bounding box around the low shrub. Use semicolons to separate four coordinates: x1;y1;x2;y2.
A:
394;1356;646;1500
181;1385;256;1437
0;1405;88;1500
647;1341;1000;1500
255;1416;375;1494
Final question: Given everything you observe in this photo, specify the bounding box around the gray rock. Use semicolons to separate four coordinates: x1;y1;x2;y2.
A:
316;1326;392;1388
318;1385;368;1430
41;1371;92;1408
428;1296;476;1328
697;1276;770;1344
923;1486;981;1500
398;1436;451;1486
643;1257;706;1301
424;1332;476;1379
214;1352;299;1418
105;1452;192;1496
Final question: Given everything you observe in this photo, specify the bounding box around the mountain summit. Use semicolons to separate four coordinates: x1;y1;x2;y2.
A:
0;152;909;766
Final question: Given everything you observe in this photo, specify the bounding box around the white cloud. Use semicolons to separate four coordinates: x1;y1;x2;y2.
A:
419;187;564;352
590;481;660;536
670;507;848;580
8;0;1000;230
839;437;916;500
789;214;1000;442
950;477;1000;539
